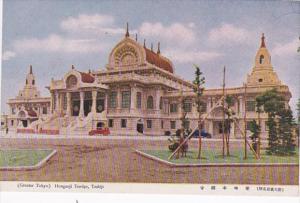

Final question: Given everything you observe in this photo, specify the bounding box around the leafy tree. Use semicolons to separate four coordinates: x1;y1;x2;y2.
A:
193;64;205;159
296;99;300;146
297;98;300;124
224;95;235;156
277;108;296;155
249;119;260;153
256;89;295;155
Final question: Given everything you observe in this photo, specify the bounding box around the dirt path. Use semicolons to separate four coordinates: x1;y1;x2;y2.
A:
0;138;298;185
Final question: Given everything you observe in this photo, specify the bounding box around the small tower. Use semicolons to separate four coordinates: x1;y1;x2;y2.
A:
157;42;161;55
25;65;36;87
246;34;281;86
255;33;271;67
18;65;41;99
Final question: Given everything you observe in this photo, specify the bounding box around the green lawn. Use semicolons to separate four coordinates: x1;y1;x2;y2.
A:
142;149;299;164
0;149;54;167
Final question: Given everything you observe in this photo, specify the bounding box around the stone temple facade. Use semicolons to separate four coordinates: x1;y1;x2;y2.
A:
7;66;51;130
7;29;291;138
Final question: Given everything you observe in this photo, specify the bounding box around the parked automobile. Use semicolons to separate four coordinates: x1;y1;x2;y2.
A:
191;129;212;138
88;128;110;136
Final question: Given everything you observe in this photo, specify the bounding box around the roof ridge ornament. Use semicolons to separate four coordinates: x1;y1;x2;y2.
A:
29;65;33;74
125;22;129;37
143;39;146;48
260;33;266;48
157;42;161;55
71;65;75;70
135;33;138;41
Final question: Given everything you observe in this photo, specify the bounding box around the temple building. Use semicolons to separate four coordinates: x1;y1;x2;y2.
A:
7;66;51;129
7;26;292;138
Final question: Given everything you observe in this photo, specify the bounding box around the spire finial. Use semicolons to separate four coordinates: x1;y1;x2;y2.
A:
71;65;75;69
29;65;33;74
135;33;138;41
157;42;161;54
125;22;129;37
143;39;146;48
260;33;266;48
151;43;153;51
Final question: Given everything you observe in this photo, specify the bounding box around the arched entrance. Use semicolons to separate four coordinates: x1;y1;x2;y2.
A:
96;92;105;113
97;122;104;129
71;92;80;116
209;106;231;136
84;92;92;116
136;119;143;133
18;111;28;127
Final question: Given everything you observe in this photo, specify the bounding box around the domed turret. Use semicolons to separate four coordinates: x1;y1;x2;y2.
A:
246;34;281;87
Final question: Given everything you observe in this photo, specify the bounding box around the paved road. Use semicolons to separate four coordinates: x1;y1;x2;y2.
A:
0;132;269;143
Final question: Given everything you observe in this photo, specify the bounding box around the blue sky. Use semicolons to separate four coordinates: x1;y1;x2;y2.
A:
1;0;299;114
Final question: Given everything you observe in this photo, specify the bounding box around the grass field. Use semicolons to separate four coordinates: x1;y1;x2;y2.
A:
143;149;299;164
0;149;54;167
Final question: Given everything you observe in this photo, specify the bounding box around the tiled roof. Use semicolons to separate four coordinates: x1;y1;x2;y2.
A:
78;71;95;83
27;109;37;117
144;47;173;73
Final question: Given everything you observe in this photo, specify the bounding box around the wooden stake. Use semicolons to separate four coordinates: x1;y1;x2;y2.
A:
222;66;226;158
258;107;261;158
233;118;259;159
243;83;248;159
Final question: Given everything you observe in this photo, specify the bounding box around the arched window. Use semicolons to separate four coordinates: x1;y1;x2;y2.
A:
136;92;142;109
159;97;163;110
259;55;264;64
147;96;154;109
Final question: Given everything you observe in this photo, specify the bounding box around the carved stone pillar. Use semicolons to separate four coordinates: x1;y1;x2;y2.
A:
79;91;84;117
91;90;97;114
117;88;121;109
207;97;211;112
104;93;108;115
66;92;71;116
238;96;243;116
230;121;235;137
155;88;162;111
130;86;136;110
55;91;59;112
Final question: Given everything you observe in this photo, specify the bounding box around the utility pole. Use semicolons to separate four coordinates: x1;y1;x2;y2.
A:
222;66;226;158
243;83;248;159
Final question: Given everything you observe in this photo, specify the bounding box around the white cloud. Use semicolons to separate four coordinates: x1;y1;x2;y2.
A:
61;14;114;30
60;14;124;35
272;38;299;56
2;51;16;61
208;23;252;44
139;22;196;47
165;49;223;63
13;34;109;54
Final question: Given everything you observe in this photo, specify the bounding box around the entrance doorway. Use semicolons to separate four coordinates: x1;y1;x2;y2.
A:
72;100;80;116
137;119;144;133
137;123;143;133
84;99;92;116
21;120;28;127
97;122;104;129
96;99;105;113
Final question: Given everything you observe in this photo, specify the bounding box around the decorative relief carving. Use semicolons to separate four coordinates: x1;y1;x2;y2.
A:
114;45;139;66
66;75;78;89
